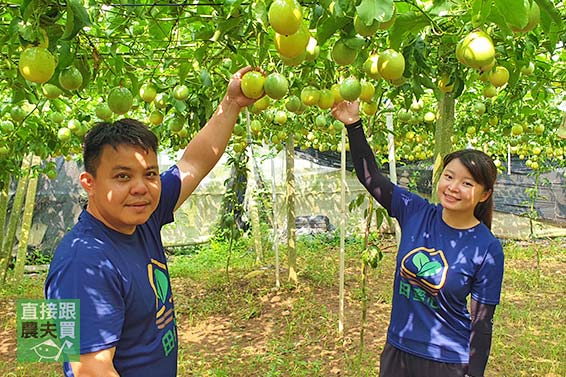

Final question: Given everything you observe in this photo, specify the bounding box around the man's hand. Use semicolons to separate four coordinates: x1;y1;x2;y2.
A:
224;66;263;110
70;347;119;377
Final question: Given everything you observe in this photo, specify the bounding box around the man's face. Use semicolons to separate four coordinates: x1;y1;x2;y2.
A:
80;144;161;234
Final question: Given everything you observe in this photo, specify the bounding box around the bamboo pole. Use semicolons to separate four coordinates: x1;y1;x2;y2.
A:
0;181;9;266
13;156;41;280
1;155;31;283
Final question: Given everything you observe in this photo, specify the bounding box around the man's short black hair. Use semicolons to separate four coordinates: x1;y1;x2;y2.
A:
83;118;158;175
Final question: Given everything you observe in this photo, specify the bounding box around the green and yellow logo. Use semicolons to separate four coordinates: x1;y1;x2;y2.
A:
400;247;448;296
147;258;176;357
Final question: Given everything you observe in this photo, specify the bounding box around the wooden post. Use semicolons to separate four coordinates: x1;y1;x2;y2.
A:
285;134;297;284
386;101;401;244
271;156;280;289
338;127;346;333
245;109;263;264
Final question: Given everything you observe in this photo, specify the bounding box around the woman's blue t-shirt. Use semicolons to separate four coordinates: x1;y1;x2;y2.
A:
387;185;504;363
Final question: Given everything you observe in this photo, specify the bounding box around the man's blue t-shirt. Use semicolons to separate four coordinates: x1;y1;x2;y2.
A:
387;185;504;364
45;165;181;377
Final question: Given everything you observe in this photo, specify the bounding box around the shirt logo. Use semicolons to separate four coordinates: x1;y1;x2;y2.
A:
400;247;448;296
147;258;176;357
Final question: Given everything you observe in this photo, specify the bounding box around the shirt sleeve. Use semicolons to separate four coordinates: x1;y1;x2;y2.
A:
45;240;125;354
468;300;496;376
151;165;182;227
471;239;505;305
346;120;394;213
390;185;430;227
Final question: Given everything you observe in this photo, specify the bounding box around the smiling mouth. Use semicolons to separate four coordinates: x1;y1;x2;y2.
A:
126;202;151;208
443;193;459;202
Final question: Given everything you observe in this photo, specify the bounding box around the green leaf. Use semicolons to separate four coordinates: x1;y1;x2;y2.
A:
495;0;527;29
68;0;91;27
415;74;435;91
174;100;187;113
200;69;212;87
21;0;37;21
0;16;18;46
218;17;241;35
429;0;455;15
179;63;191;84
12;86;27;105
76;56;91;90
257;29;267;66
412;252;430;270
539;2;563;52
389;11;430;51
417;261;443;277
356;0;395;24
194;45;207;64
154;269;169;304
344;36;365;50
452;76;466;99
332;0;349;18
316;16;349;46
536;0;563;25
411;79;425;97
126;72;138;94
56;40;73;69
471;0;492;27
61;0;91;41
374;207;384;228
311;4;325;25
254;0;268;26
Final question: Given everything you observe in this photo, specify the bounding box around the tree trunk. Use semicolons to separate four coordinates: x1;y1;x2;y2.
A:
285;134;297;284
432;92;455;202
1;155;31;282
13;156;40;280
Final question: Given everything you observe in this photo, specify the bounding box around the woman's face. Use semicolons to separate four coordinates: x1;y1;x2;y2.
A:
437;158;491;218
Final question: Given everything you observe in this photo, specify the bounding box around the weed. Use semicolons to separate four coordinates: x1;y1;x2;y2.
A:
1;236;564;376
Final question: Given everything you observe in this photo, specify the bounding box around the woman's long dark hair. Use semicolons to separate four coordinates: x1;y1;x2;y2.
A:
443;149;497;229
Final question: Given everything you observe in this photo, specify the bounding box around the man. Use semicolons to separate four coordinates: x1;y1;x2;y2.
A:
45;67;258;376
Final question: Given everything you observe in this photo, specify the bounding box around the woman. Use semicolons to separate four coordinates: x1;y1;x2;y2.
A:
332;100;504;377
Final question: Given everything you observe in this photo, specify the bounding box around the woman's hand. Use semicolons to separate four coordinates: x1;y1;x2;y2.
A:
331;100;361;126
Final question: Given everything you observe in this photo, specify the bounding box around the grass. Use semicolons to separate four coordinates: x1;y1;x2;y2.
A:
489;239;566;376
0;235;564;376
